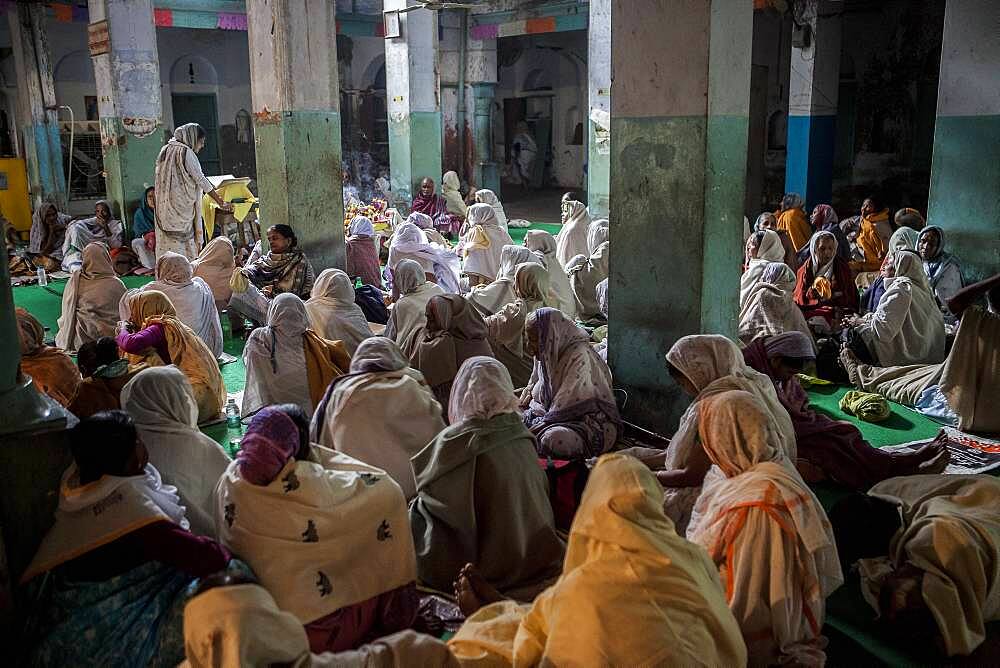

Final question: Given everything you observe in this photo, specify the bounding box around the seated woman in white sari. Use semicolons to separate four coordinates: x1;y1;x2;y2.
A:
830;474;1000;658
567;221;610;323
387;222;461;295
842;249;946;367
473;188;508;231
520;308;621;459
23;411;231;667
555;199;591;271
310;337;445;500
142;251;224;357
410;357;565;595
659;334;797;535
737;261;813;346
181;581;458;667
741;229;787;311
61;200;124;271
917;225;964;324
121;366;231;536
842;275;1000;434
242;293;350;418
524;228;576;318
55;242;126;353
304;268;374;356
457;203;514;287
485;262;549;388
687;390;842;666
191;236;235;312
384;259;445;358
215;406;419;654
449;453;748;667
467;244;541;315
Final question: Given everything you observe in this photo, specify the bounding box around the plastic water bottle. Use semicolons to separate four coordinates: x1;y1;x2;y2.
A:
225;398;241;429
36;266;48;286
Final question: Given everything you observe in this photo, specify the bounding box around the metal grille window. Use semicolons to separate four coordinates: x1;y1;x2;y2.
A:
60;121;106;200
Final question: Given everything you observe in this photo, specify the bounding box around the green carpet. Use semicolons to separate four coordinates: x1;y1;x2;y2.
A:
507;222;561;246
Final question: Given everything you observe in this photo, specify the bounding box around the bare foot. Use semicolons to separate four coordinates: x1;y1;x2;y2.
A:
917;448;950;474
900;432;949;470
454;563;504;617
838;346;862;385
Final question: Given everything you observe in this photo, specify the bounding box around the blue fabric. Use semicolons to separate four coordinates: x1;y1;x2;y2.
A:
860;276;887;314
27;560;192;668
132;187;155;238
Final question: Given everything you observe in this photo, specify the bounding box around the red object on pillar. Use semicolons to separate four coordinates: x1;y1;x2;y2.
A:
154;8;173;27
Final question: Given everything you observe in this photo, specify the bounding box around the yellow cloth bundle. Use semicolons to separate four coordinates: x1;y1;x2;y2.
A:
229;267;249;294
811;276;833;300
463;225;491;256
839;390;891;422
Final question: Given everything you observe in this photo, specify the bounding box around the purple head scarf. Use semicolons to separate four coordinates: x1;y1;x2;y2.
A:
237;407;299;485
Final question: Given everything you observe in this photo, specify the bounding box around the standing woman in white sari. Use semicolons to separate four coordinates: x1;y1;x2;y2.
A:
524;229;576;318
458;203;514;288
555;199;591;271
154;123;232;259
141;251;224;357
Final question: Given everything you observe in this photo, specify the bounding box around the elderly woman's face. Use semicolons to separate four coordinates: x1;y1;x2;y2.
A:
267;228;291;254
746;236;759;259
420;179;434;196
146;189;155;208
194;137;206;154
43;207;58;226
861;199;874;216
95;202;111;221
880;253;896;279
759;214;777;230
917;230;940;261
815;237;837;266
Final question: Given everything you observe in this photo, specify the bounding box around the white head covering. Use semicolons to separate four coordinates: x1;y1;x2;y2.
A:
525;229;577;317
474;189;508;231
349;215;375;238
596;278;609;318
121;365;231;535
241;293;313;416
752;229;785;262
145;250;224;357
393;258;426;296
407;212;434;230
889;249;933;292
587;220;610;254
448;356;520;425
760;261;796;292
467;202;499;229
305;268;373;355
556;201;592;270
389;222;462;294
468;245;540;314
889;226;920;252
808;230;838;280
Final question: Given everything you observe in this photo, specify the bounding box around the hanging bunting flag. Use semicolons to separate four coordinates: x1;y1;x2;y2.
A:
154;8;173;28
218;12;247;31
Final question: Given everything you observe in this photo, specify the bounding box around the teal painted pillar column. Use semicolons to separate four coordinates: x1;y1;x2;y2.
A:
472;83;500;194
784;0;840;210
247;0;344;271
88;0;163;229
8;3;66;209
608;0;752;433
587;0;611;218
384;0;442;206
926;0;1000;281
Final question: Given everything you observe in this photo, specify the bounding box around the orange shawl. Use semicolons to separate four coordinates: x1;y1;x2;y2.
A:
303;332;351;407
776;208;812;251
850;210;890;274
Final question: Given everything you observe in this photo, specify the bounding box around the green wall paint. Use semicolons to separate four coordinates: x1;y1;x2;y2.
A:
587;119;610;219
388;111;443;204
100;117;163;230
702;114;749;337
254;110;345;272
607;114;746;433
927;114;1000;281
608;115;708;433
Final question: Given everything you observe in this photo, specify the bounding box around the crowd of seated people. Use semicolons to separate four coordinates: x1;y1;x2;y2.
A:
12;180;1000;667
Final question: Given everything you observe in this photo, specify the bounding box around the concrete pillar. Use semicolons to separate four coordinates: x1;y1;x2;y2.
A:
0;238;73;584
784;0;841;210
384;0;442;205
88;0;163;227
472;82;500;194
247;0;345;271
587;0;611;218
608;0;752;433
926;0;1000;281
8;4;66;209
